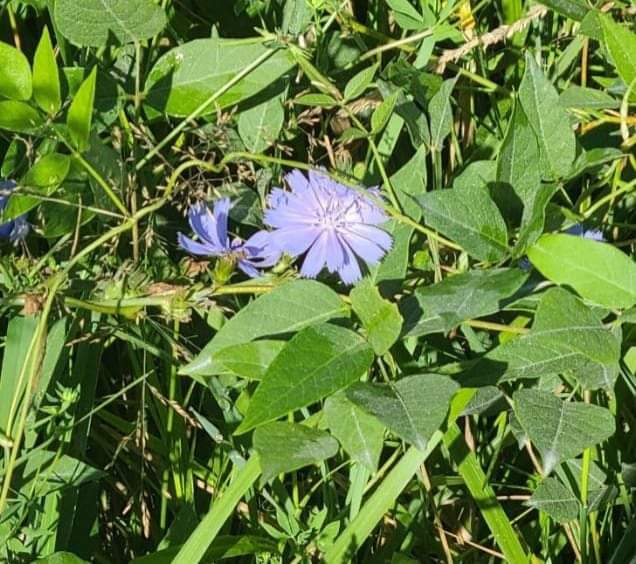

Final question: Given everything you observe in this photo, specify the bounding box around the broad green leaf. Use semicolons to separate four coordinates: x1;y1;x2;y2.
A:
514;183;558;255
514;388;614;474
54;0;167;47
397;99;430;149
0;100;44;133
282;0;313;36
206;341;286;380
402;268;528;336
347;374;458;451
599;15;636;102
181;280;346;376
391;145;427;220
254;422;339;482
538;0;590;20
386;0;425;30
344;63;378;100
371;221;413;287
145;39;294;117
0;40;32;100
559;85;619;110
496;101;541;220
33;27;61;114
238;93;285;153
3;153;71;220
528;234;636;309
529;478;580;523
235;324;373;434
294;93;338;107
465;288;621;389
518;53;575;179
324;390;385;472
67;67;97;152
428;77;457;151
418;185;509;261
0;316;38;436
350;278;402;355
371;91;398;133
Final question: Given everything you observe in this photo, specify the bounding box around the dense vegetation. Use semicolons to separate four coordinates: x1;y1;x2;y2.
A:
0;0;635;562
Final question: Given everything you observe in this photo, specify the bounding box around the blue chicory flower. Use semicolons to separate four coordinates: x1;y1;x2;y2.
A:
264;169;392;284
178;198;279;278
565;223;604;241
0;180;29;244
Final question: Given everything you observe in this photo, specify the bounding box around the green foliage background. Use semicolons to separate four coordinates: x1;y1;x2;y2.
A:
0;0;634;562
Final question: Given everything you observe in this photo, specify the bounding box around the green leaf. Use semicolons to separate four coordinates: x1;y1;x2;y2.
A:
235;324;373;434
350;279;402;355
54;0;167;47
254;422;339;482
371;91;399;133
347;374;458;451
206;340;286;380
181;280;346;376
559;85;619;110
528;477;580;523
527;233;636;309
402;268;528;336
371;221;413;287
67;67;97;152
513;388;614;474
32;27;61;114
428;77;457;151
538;0;590;20
0;40;32;100
385;0;425;30
0;316;38;437
599;14;636;102
514;184;558;255
417;184;509;261
496;101;541;221
145;39;294;117
282;0;312;35
3;153;71;220
0;100;44;133
324;391;385;473
238;93;285;153
391;145;427;220
294;93;338;107
465;287;621;389
344;63;378;101
518;53;575;179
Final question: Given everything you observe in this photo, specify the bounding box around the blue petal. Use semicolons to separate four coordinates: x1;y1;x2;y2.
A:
300;231;329;278
337;242;362;284
243;230;281;266
9;216;29;243
269;226;321;256
325;230;345;273
237;260;262;278
188;201;228;250
213;198;231;247
285;169;310;193
346;224;392;250
0;220;14;239
177;232;219;256
341;230;386;265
